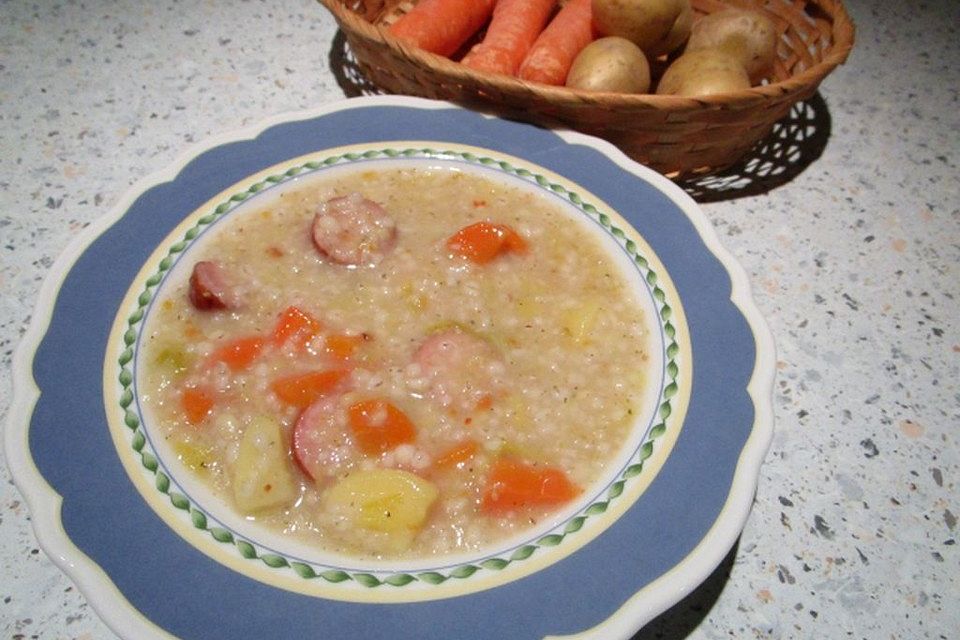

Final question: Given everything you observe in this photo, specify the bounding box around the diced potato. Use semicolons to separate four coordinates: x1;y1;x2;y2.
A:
174;439;214;473
514;296;544;322
509;280;548;322
498;439;536;460
504;393;534;433
562;299;602;345
154;346;193;377
232;415;298;513
324;469;438;545
399;282;427;313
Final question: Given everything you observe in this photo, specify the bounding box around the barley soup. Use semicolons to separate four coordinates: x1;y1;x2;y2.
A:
139;163;651;560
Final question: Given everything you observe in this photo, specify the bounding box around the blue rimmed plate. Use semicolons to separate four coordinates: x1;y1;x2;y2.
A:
5;96;774;639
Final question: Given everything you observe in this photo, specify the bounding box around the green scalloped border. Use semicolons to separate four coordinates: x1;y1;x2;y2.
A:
116;148;681;588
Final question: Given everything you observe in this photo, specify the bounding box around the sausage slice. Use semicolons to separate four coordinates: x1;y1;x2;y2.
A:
292;395;358;482
412;328;503;412
311;193;397;267
188;260;240;310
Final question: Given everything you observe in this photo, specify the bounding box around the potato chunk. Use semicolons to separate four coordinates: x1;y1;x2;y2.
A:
232;415;298;513
325;469;438;550
562;298;602;344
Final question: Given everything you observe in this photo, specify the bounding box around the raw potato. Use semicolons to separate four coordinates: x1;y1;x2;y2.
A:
646;0;693;58
592;0;688;56
566;37;651;93
656;48;751;97
686;8;778;82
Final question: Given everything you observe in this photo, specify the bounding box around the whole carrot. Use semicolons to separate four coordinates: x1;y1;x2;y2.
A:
518;0;596;85
460;0;557;76
388;0;496;57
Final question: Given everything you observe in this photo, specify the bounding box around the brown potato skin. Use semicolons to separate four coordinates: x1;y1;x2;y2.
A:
566;37;651;93
646;0;693;58
685;8;777;82
655;47;751;97
592;0;687;56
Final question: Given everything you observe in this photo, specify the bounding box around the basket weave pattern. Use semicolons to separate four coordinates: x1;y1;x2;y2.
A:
319;0;854;176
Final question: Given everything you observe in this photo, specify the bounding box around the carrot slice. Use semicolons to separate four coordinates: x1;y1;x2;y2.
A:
181;386;214;425
209;336;265;371
481;458;579;514
273;306;323;349
271;369;350;409
447;222;528;264
434;439;479;469
388;0;497;57
518;0;596;85
347;399;417;455
325;333;367;360
460;0;556;76
474;393;494;412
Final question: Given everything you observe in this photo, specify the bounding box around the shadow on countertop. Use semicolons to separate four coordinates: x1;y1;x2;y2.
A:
328;31;832;205
630;537;741;639
674;95;831;204
330;30;385;99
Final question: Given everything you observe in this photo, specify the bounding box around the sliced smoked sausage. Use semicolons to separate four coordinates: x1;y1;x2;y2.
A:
311;193;397;267
188;260;240;310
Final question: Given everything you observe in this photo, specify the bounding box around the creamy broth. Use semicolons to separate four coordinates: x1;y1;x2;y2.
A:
139;165;650;560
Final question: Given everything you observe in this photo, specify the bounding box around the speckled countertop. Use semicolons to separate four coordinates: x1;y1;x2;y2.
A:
1;0;957;638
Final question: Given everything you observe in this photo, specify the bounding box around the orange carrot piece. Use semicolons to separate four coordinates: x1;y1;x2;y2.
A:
183;321;202;340
271;369;350;409
434;439;479;469
209;336;265;371
501;229;527;254
518;0;596;85
388;0;497;57
460;0;557;76
273;305;323;349
447;222;528;264
181;386;215;425
481;458;579;514
347;399;417;455
474;393;494;412
325;333;367;360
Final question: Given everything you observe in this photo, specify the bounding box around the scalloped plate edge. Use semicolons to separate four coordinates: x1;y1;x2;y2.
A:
4;95;775;640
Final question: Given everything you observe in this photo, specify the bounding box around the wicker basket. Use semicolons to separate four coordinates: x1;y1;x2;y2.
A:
318;0;854;176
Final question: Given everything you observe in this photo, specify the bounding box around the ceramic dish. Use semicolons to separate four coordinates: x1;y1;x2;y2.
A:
5;96;774;639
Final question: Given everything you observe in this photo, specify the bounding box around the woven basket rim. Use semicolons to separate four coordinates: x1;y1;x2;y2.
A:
319;0;855;110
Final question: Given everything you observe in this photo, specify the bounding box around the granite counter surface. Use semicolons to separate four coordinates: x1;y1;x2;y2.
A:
1;0;957;638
